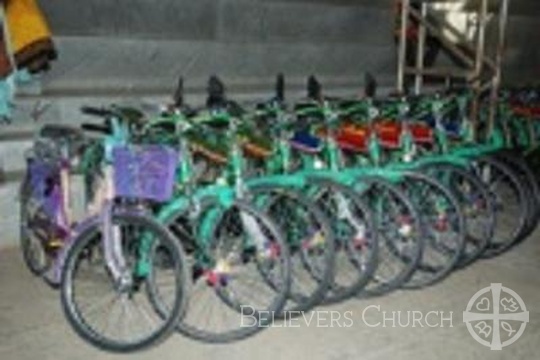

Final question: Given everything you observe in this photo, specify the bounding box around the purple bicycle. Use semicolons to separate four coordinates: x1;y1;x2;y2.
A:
19;115;189;353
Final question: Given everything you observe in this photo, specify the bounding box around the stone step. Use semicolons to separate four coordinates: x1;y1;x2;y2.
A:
40;0;394;44
38;0;540;41
38;36;396;94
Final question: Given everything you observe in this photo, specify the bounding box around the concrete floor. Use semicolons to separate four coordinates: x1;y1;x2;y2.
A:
0;231;539;360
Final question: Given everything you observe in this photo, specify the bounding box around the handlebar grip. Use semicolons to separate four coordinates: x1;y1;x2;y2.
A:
81;106;113;118
81;123;112;134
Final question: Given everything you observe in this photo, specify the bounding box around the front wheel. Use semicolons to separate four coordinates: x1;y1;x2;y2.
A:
397;172;466;288
472;156;529;257
354;176;424;296
61;211;188;353
248;186;336;315
305;177;379;304
421;162;495;267
167;198;292;343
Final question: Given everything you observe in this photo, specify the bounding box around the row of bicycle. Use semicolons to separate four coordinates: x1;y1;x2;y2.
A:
20;75;540;352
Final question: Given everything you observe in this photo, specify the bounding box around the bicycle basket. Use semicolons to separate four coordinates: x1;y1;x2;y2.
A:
28;160;59;198
32;138;63;163
112;145;178;202
27;160;62;218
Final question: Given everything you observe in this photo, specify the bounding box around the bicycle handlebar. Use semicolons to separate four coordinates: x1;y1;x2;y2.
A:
81;123;112;135
81;106;115;118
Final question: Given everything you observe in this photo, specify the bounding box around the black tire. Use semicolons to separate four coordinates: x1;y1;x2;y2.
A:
353;176;424;297
304;177;379;304
397;171;466;288
166;198;292;343
492;150;540;239
19;174;52;277
471;156;529;258
248;185;336;314
61;212;188;353
420;162;495;267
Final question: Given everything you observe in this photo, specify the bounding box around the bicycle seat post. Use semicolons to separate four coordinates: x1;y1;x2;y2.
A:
228;115;247;199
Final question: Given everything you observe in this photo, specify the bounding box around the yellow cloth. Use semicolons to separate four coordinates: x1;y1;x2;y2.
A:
4;0;55;73
5;0;52;56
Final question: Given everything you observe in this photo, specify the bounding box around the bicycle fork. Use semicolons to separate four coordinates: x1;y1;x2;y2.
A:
100;166;131;289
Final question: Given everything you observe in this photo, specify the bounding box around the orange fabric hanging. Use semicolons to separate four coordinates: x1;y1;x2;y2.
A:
4;0;56;73
0;32;12;77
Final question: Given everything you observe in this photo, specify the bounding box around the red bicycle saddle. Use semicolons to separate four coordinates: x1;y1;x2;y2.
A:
375;120;433;148
334;124;370;152
512;105;540;117
331;120;434;152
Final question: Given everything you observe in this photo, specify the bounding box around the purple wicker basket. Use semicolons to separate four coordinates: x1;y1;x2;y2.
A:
28;160;62;217
113;145;178;202
29;160;58;199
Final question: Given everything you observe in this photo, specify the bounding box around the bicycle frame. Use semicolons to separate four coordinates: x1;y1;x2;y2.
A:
29;117;149;286
145;110;276;262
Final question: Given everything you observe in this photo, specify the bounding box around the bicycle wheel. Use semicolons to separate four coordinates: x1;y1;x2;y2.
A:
493;150;540;239
304;177;379;304
248;186;336;314
19;173;54;277
471;156;529;258
421;162;495;267
167;198;291;343
61;211;188;353
354;176;423;296
397;171;466;289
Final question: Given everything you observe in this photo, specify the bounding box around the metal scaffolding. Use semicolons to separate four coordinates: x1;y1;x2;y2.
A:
396;0;510;138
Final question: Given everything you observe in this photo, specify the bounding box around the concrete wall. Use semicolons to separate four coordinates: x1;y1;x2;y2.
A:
25;0;540;94
36;0;396;95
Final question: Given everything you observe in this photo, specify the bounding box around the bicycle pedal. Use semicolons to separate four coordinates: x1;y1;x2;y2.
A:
397;216;414;237
241;246;257;263
434;219;449;232
302;232;325;250
192;265;205;282
47;238;63;249
204;270;229;288
353;237;367;250
215;259;232;274
259;243;281;260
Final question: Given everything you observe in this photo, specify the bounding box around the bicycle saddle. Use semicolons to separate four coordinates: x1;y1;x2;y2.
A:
294;102;320;112
116;107;145;125
39;124;84;141
290;131;322;154
81;106;146;128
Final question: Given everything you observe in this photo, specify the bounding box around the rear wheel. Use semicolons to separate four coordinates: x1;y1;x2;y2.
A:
19;174;54;277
